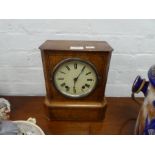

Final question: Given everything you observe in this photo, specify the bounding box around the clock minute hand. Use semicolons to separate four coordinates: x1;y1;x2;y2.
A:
73;66;86;92
75;65;86;82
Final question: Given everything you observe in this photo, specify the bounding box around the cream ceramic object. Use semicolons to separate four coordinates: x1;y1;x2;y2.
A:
0;98;11;120
13;118;45;135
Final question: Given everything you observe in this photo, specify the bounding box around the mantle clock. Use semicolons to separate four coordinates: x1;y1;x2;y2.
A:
39;40;113;121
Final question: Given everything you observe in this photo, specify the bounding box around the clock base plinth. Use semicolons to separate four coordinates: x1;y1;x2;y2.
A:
44;99;107;121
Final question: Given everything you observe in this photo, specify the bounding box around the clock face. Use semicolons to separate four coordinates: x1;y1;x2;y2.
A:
53;58;98;98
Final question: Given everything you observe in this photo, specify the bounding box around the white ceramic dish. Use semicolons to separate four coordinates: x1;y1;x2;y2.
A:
13;118;45;135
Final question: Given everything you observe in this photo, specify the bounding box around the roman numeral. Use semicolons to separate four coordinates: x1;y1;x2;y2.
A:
82;86;85;89
87;79;93;81
73;87;76;93
65;86;70;91
85;84;90;88
58;78;64;80
66;65;70;71
86;72;91;75
60;71;66;74
60;82;66;87
74;63;77;69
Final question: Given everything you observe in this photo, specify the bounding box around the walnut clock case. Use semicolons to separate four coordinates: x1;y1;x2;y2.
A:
39;40;113;121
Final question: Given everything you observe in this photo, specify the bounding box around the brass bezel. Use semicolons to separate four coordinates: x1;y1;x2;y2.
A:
52;58;99;99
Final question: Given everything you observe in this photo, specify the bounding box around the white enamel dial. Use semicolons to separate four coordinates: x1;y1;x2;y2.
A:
53;59;98;98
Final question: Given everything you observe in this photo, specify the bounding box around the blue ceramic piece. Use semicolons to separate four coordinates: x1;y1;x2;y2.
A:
132;76;143;92
144;116;155;135
153;100;155;107
142;82;149;96
132;76;149;96
148;65;155;88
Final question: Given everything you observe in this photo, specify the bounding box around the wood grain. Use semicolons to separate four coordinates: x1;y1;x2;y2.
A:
2;96;141;135
39;40;113;52
40;40;112;121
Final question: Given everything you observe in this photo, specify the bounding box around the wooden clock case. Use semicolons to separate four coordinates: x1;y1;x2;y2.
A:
39;40;113;121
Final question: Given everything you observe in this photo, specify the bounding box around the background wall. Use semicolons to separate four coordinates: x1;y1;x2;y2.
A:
0;19;155;97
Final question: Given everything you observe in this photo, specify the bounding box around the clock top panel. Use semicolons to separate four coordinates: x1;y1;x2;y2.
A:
39;40;113;52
